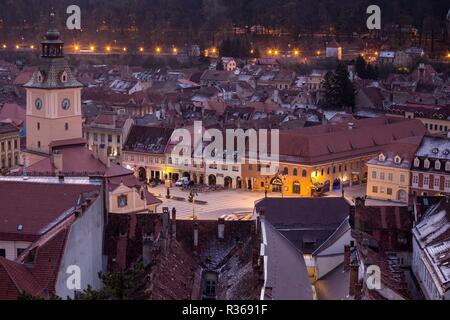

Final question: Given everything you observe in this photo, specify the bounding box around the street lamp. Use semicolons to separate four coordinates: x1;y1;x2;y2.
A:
189;189;198;220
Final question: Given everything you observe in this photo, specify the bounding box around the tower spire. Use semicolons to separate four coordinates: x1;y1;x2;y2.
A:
41;11;64;58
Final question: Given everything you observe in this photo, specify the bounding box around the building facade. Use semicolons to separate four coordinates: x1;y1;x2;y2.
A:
0;123;20;172
410;135;450;197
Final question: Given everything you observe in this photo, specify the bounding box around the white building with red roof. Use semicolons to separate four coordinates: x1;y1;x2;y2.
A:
0;176;105;299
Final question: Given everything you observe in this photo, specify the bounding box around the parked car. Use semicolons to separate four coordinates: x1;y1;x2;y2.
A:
175;177;190;186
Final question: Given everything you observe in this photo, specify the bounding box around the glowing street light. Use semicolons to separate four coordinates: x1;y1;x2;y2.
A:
211;48;217;54
268;49;273;55
293;49;300;56
139;47;144;52
274;49;279;56
155;46;161;53
250;49;254;54
172;47;177;54
106;46;111;52
89;45;95;52
316;50;321;56
2;44;7;49
30;45;35;49
446;52;450;59
15;45;20;49
74;45;80;51
122;47;127;52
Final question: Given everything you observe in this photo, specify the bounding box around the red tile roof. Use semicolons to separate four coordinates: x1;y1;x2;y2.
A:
0;103;26;126
0;257;44;300
0;181;99;241
277;117;426;164
24;145;132;178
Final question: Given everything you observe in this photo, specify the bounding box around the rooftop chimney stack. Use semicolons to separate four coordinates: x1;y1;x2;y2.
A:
171;208;177;239
193;222;199;248
52;150;63;174
162;207;169;237
218;218;225;240
98;144;110;167
344;245;351;270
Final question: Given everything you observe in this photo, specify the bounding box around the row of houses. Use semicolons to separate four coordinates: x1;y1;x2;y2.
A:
366;134;450;204
121;116;426;197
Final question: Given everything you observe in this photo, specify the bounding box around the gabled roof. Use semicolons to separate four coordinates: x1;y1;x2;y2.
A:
0;181;100;241
256;197;350;254
0;257;44;300
260;219;313;300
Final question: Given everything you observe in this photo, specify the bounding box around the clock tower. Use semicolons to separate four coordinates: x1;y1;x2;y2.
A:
24;13;83;155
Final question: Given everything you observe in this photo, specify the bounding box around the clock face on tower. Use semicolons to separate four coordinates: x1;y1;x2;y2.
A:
35;98;43;110
61;98;71;110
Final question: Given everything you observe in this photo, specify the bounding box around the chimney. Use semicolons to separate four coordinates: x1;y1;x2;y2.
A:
142;235;154;268
52;150;63;174
349;263;359;296
171;208;177;239
162;207;169;236
218;218;225;239
193;222;199;248
344;245;351;270
98;144;110;167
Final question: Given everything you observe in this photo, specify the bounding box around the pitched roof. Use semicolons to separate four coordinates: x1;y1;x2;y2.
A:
0;257;44;299
24;145;132;178
277;117;426;164
261;219;313;300
24;58;83;89
123;125;174;155
0;103;26;126
256;197;350;253
0;181;100;241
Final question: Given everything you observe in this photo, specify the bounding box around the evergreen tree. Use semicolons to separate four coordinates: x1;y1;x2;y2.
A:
74;262;149;300
321;64;356;111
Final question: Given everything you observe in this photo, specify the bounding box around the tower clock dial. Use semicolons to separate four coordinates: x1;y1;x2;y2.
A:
61;98;71;110
35;98;43;110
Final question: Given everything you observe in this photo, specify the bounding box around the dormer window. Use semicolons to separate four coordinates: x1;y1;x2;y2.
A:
37;71;44;83
424;158;430;169
394;155;402;164
435;160;441;170
60;71;68;83
414;157;420;167
378;153;386;162
432;148;439;155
